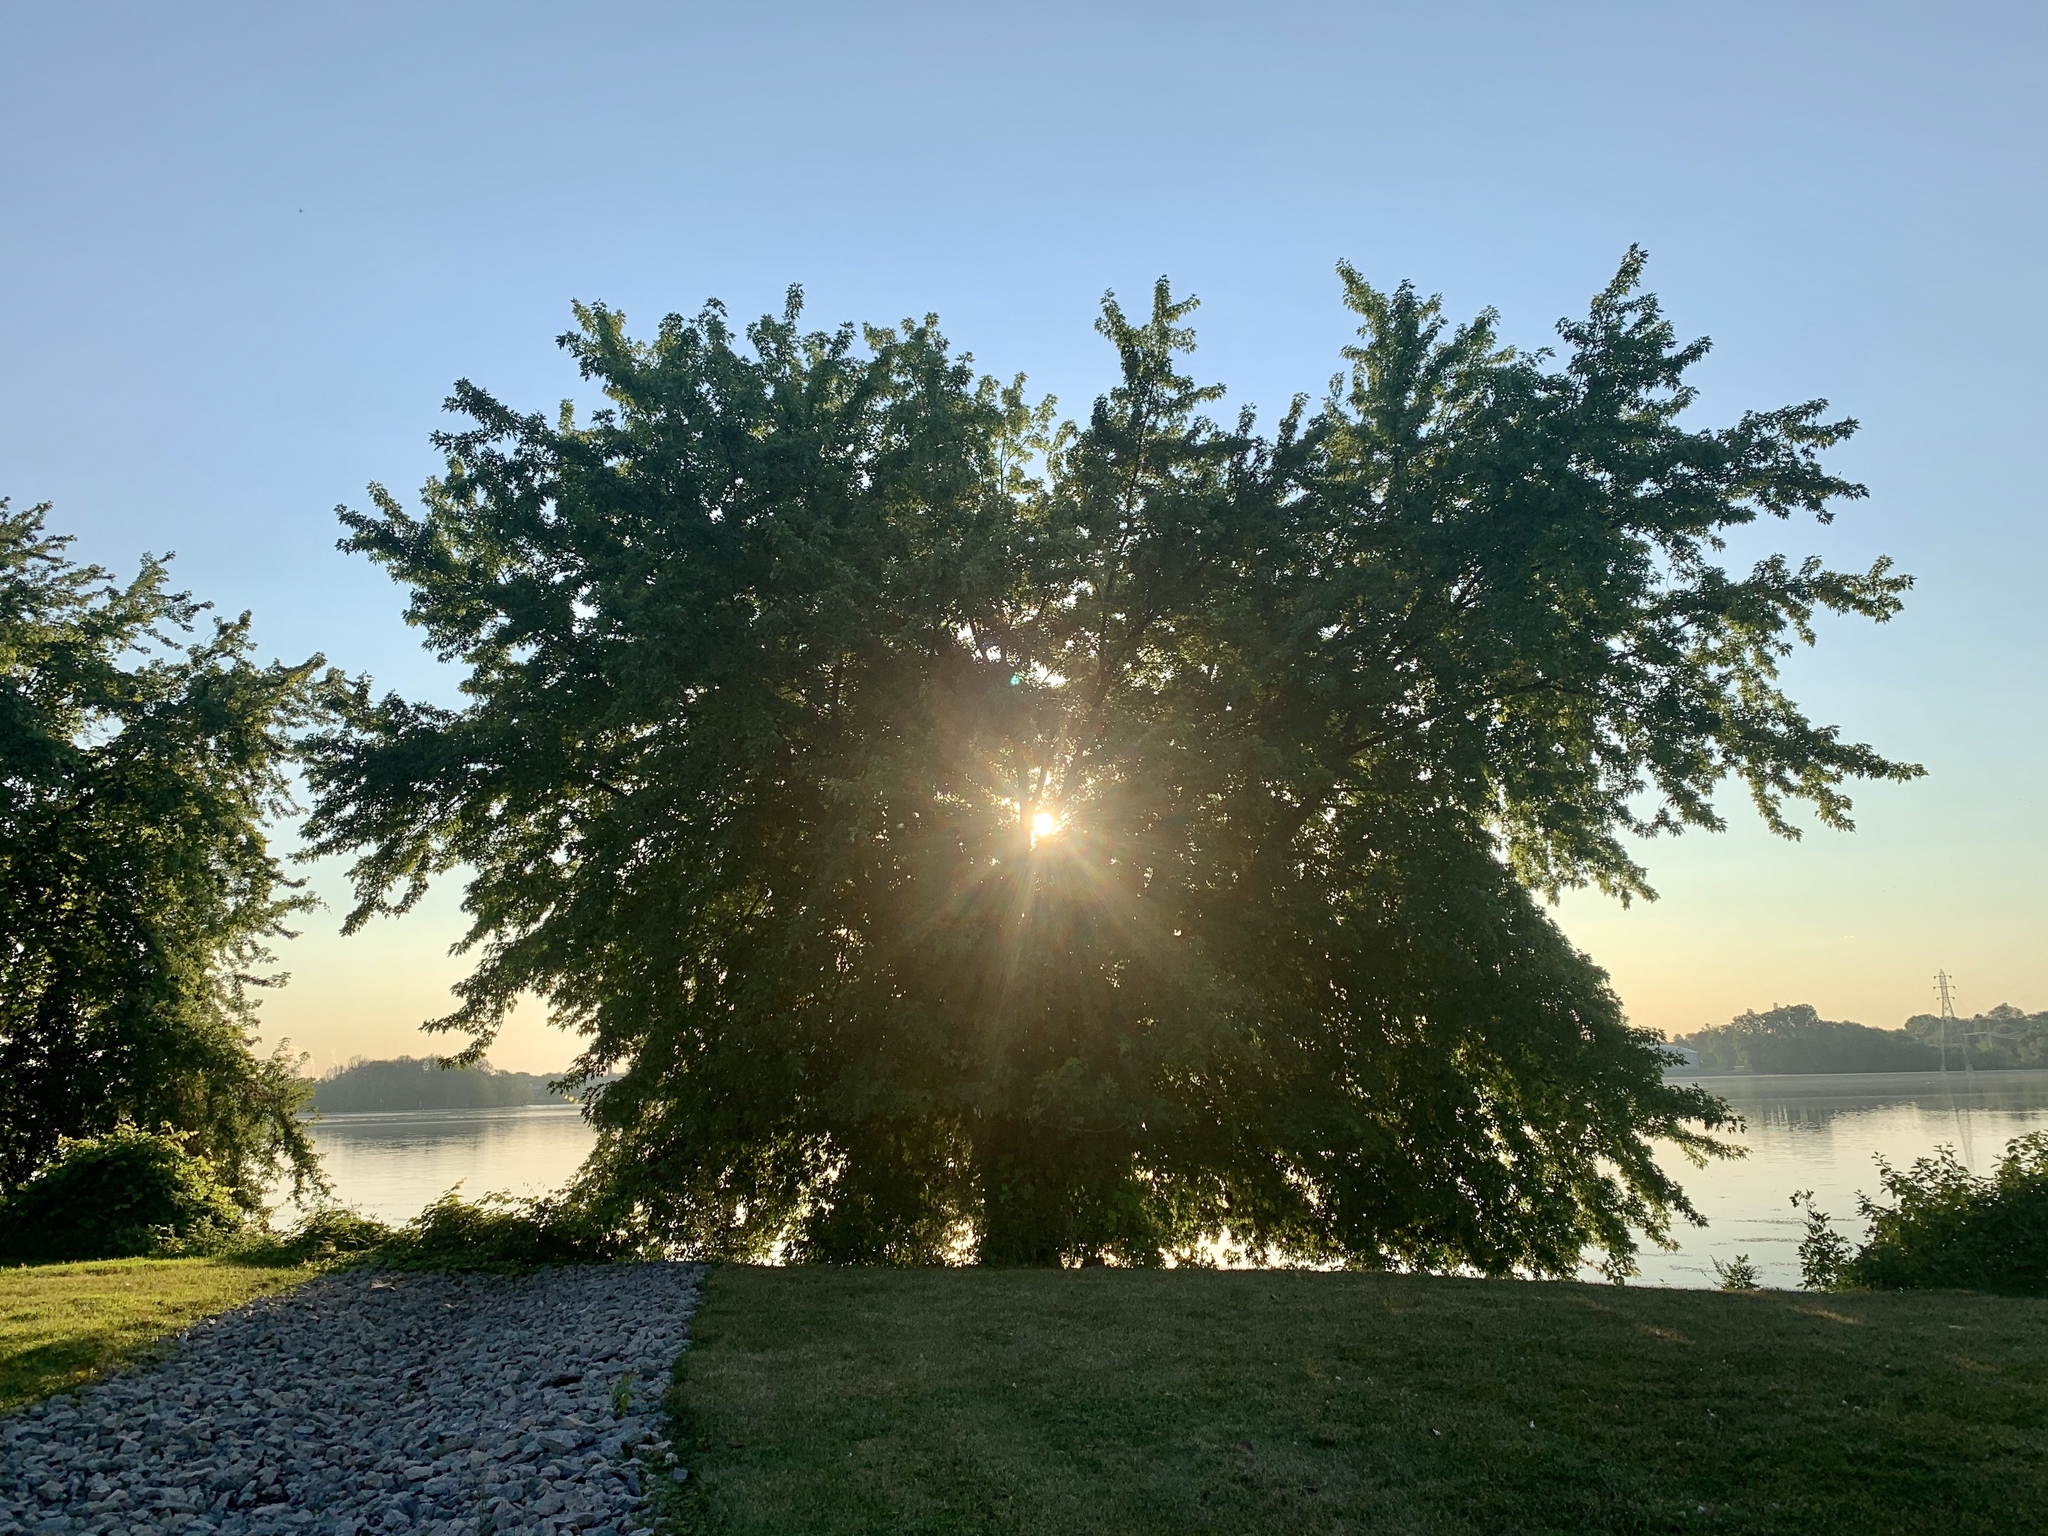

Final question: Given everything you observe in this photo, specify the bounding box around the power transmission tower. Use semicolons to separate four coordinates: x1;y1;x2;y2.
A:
1935;969;1960;1073
1934;968;1980;1168
1933;974;1966;1081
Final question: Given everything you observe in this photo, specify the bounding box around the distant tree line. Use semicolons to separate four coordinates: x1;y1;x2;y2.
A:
1901;1004;2048;1070
1675;1004;2048;1074
311;1056;569;1114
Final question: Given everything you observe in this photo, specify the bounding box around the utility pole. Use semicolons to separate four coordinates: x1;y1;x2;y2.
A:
1934;969;1979;1168
1935;969;1960;1073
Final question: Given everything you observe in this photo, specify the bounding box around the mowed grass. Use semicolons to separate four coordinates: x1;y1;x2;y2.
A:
665;1266;2048;1536
0;1257;310;1413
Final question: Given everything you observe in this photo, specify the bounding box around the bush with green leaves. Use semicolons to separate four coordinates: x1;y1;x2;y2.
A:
1796;1133;2048;1295
224;1205;395;1266
1710;1252;1761;1291
0;1125;244;1261
282;1206;393;1258
370;1189;646;1272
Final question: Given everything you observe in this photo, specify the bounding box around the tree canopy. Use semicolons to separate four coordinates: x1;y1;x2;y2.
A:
1904;1004;2048;1070
306;252;1919;1274
0;501;325;1203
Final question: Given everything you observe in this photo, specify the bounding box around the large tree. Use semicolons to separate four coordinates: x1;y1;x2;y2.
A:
306;255;1919;1274
0;502;324;1203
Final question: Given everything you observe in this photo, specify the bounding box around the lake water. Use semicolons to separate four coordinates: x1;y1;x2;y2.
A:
300;1071;2048;1287
303;1104;598;1227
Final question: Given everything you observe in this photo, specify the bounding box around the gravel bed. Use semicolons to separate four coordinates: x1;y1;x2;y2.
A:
0;1262;704;1536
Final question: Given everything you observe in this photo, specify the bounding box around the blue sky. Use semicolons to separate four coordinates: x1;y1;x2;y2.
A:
4;1;2042;1072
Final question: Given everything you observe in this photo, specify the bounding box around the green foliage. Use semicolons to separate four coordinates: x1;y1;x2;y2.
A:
306;254;1914;1276
1792;1188;1859;1290
1679;1004;1941;1074
1799;1135;2048;1295
0;500;328;1202
1711;1252;1761;1290
312;1055;568;1113
1903;1004;2048;1069
1679;1001;2048;1075
233;1205;394;1266
370;1189;645;1272
0;1126;244;1261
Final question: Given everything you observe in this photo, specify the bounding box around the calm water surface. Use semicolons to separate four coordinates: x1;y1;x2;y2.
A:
299;1072;2048;1287
304;1104;597;1227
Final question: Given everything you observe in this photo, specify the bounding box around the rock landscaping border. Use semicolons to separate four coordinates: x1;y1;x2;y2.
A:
0;1262;704;1536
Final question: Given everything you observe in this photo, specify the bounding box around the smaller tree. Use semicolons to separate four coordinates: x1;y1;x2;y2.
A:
0;500;327;1205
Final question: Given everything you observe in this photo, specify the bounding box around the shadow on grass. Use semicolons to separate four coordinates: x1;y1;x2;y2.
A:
664;1265;2048;1536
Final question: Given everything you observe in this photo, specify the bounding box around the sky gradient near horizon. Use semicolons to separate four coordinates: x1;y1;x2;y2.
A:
3;1;2042;1074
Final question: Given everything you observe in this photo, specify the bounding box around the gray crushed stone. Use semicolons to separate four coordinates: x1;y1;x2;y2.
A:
0;1262;704;1536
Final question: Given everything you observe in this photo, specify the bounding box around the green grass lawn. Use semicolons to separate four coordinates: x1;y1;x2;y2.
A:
0;1257;311;1413
664;1266;2048;1536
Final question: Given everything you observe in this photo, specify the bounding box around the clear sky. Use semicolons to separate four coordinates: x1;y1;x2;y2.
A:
4;1;2042;1074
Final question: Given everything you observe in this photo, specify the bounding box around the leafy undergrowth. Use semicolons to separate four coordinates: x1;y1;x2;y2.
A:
366;1190;644;1273
664;1266;2048;1536
0;1257;311;1412
1800;1132;2048;1295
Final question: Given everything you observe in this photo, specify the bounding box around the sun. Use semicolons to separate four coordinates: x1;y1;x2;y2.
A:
1030;810;1060;844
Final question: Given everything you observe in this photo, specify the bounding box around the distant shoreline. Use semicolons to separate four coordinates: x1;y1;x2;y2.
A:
306;1101;585;1120
309;1055;571;1114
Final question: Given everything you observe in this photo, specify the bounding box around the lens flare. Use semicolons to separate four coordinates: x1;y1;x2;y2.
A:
1030;810;1059;843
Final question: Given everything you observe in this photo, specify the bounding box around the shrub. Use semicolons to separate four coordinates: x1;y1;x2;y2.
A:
278;1206;393;1259
219;1206;395;1267
1791;1189;1854;1289
370;1188;647;1272
0;1126;244;1261
1796;1133;2048;1295
1711;1253;1761;1291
